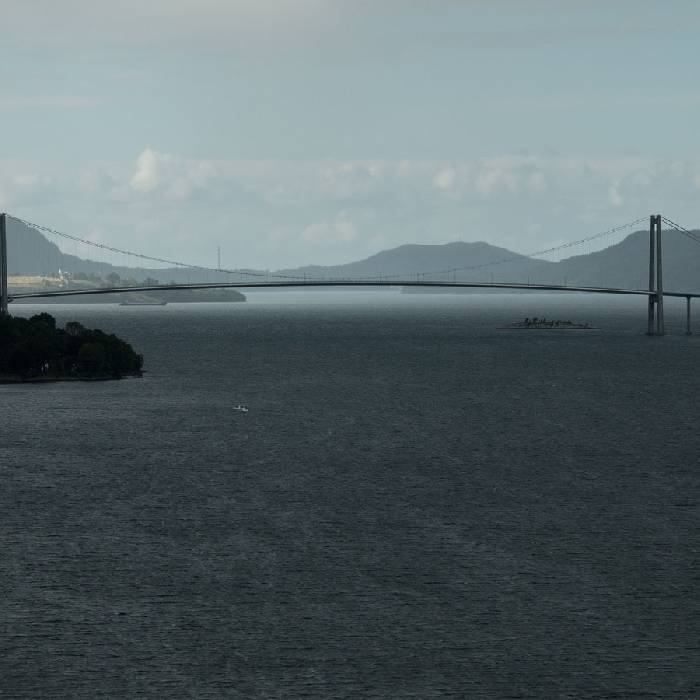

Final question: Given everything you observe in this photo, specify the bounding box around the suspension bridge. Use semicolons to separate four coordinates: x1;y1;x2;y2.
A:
0;213;698;336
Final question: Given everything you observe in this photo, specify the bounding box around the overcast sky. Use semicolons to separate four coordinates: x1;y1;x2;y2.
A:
1;0;699;269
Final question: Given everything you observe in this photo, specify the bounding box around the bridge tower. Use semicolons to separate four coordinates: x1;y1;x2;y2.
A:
0;213;8;316
647;214;664;336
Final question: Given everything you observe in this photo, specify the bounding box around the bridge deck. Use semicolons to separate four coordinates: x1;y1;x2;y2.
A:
8;280;700;300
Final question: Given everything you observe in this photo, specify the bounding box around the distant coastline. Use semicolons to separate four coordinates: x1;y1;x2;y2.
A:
11;287;247;305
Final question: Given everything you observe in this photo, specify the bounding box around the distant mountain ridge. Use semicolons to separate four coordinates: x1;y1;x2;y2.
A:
6;218;700;293
276;241;549;282
278;230;700;293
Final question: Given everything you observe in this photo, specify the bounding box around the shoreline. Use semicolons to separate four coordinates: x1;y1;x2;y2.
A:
0;372;143;384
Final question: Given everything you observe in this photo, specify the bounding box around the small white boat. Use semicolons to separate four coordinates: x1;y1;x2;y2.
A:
232;405;249;413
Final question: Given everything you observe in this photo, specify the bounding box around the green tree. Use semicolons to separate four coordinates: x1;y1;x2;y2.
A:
78;342;107;375
29;313;56;330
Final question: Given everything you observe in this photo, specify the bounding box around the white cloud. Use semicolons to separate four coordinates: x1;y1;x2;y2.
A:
475;164;520;197
129;149;218;199
609;184;623;207
130;149;165;193
0;165;57;209
301;213;358;244
3;151;700;268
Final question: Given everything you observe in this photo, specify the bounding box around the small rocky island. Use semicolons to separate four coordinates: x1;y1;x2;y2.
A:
507;317;594;330
0;312;143;382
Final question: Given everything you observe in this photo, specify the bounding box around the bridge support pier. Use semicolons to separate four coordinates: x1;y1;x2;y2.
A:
647;214;664;336
656;215;664;335
647;215;656;335
0;213;8;316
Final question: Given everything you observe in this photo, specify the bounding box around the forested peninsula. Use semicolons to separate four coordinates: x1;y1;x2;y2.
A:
0;313;143;382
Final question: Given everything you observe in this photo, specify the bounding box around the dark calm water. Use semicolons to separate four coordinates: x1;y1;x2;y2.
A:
2;292;699;698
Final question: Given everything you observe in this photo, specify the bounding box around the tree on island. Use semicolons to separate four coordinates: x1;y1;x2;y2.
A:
0;313;143;381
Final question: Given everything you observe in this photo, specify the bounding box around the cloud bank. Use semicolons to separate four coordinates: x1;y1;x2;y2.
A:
2;149;699;269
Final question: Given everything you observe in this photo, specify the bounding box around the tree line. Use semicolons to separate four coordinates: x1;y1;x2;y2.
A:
0;313;143;381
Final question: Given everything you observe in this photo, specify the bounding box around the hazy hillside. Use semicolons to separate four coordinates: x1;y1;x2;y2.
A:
276;241;555;283
6;218;151;281
6;218;70;276
554;230;700;292
5;218;232;284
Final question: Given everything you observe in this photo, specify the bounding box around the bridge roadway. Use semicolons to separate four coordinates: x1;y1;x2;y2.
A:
8;279;700;300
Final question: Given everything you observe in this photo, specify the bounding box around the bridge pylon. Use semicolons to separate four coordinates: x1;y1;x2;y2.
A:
0;213;8;316
647;214;664;336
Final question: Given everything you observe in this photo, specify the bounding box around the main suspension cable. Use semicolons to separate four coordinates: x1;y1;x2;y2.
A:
9;213;650;283
660;216;700;245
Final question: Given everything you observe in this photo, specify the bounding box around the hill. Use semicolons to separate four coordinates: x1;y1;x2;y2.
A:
550;230;700;292
275;241;554;283
277;229;700;293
